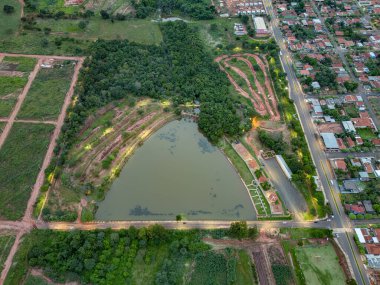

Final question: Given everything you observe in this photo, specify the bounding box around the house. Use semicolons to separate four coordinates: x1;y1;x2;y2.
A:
355;228;370;243
253;17;269;34
359;171;370;181
342;179;364;193
311;81;321;89
371;138;380;147
366;244;380;255
345;203;366;214
366;255;380;269
363;200;375;214
342;121;356;133
351;118;377;131
331;158;347;171
320;133;339;150
347;137;355;148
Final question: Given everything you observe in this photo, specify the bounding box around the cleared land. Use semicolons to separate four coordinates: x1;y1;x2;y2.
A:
2;57;37;73
0;123;54;220
0;77;27;117
17;61;75;120
43;98;175;222
295;244;346;285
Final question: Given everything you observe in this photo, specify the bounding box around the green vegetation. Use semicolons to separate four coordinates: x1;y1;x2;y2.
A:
0;76;27;97
221;141;271;216
3;56;37;72
279;228;333;239
0;0;20;38
356;128;376;140
295;244;346;285
272;264;293;285
0;123;54;220
5;227;256;285
0;232;15;272
18;62;74;120
33;18;163;45
133;0;216;20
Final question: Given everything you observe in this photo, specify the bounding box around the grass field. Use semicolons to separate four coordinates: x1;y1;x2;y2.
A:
0;123;54;220
18;62;74;120
357;127;377;140
35;18;163;45
295;244;346;285
2;57;37;73
0;76;27;97
0;0;21;39
0;76;28;117
0;232;15;272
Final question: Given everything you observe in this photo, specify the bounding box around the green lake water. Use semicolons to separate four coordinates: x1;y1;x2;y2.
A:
96;119;256;220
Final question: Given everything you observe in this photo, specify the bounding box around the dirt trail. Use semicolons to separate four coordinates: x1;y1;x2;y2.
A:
18;0;24;18
0;118;56;125
0;53;83;61
23;59;84;222
0;230;25;284
0;58;42;150
215;53;281;122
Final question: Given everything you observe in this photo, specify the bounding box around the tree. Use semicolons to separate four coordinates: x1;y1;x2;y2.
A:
348;213;356;220
3;5;15;14
176;214;183;222
78;21;87;30
248;226;258;239
229;221;248;239
100;10;110;19
241;15;249;25
344;81;359;92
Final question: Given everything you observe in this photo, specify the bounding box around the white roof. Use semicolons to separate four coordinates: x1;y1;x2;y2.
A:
253;17;267;31
342;121;356;133
355;228;366;243
320;133;339;149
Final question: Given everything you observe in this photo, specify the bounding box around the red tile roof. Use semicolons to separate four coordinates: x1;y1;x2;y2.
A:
366;244;380;255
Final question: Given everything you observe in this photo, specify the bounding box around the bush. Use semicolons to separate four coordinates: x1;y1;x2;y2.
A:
3;5;15;14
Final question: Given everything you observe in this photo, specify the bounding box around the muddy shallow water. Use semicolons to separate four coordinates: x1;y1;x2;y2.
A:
96;119;256;221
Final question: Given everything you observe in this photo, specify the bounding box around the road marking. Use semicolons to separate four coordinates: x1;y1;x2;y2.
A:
320;161;341;216
345;232;366;285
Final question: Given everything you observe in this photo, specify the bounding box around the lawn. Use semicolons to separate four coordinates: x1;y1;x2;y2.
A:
357;127;376;140
0;0;21;39
2;56;37;73
35;18;163;45
295;244;346;285
18;62;75;120
0;123;54;220
0;232;15;272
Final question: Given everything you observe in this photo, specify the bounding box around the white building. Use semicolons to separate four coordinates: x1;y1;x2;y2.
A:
253;16;268;34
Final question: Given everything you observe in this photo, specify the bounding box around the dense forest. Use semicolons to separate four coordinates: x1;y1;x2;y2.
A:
132;0;216;19
7;224;258;284
57;21;240;164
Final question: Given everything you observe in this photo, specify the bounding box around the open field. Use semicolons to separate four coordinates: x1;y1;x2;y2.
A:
0;231;16;273
35;18;163;45
0;123;54;220
0;77;28;117
295;244;346;285
17;61;75;120
43;98;175;221
2;57;37;73
0;0;21;39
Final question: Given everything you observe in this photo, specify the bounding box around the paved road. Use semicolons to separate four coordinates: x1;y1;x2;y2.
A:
262;1;369;284
325;152;379;159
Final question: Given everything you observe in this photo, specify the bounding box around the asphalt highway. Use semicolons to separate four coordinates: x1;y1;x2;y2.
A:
261;1;370;283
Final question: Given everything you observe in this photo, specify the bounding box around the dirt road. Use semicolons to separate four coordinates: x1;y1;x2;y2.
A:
0;58;42;150
0;53;83;62
0;118;56;125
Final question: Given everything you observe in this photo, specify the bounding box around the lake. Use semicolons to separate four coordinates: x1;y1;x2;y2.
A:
96;119;256;220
